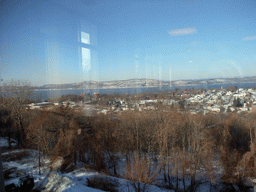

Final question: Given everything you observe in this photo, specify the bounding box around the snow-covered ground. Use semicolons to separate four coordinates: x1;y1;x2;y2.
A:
0;137;171;192
0;137;17;147
1;137;254;192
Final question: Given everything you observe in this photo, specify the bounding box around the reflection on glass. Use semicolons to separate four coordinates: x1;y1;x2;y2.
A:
82;47;91;71
81;31;90;44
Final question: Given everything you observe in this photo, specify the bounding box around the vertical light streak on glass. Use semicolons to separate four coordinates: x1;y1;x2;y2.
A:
158;54;163;89
91;50;99;93
145;55;151;83
135;61;139;79
145;62;150;87
82;47;91;72
81;47;91;90
45;41;60;99
159;65;162;89
135;55;140;93
169;67;172;88
78;46;83;81
153;62;157;82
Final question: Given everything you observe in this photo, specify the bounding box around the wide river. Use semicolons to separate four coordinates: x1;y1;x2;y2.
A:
31;82;256;101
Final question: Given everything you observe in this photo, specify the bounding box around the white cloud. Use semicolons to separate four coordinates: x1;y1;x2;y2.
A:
189;61;193;63
242;36;256;41
168;27;197;36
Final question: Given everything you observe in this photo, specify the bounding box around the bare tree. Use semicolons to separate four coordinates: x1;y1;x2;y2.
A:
1;80;33;146
123;153;159;192
26;112;46;175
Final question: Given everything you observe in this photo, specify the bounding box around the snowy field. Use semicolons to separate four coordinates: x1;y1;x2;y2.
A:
1;137;254;192
1;137;170;192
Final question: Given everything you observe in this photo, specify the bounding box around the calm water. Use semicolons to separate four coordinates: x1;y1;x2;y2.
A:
30;82;256;101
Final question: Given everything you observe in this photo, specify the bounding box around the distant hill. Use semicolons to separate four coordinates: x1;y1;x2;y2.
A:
34;76;256;90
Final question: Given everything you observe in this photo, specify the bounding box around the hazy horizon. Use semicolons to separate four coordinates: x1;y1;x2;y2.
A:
34;75;256;86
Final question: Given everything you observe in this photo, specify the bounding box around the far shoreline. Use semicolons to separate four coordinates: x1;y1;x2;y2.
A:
33;81;256;92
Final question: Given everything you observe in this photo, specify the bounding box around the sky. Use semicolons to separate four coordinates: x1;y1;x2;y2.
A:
1;0;256;86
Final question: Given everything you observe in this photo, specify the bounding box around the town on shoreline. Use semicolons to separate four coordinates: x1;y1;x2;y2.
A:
26;86;256;115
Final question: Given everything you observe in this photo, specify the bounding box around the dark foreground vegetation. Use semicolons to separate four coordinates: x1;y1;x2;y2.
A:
1;81;256;191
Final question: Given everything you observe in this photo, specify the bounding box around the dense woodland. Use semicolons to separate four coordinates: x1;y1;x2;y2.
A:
1;81;256;191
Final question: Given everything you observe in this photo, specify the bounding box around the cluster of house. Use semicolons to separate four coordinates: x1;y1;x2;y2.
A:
99;88;256;115
185;88;256;114
25;101;78;110
25;88;256;115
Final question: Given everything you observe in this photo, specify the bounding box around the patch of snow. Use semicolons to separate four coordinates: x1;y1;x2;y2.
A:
0;137;17;147
1;136;254;192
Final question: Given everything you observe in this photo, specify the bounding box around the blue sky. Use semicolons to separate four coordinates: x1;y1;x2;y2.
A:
1;0;256;86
